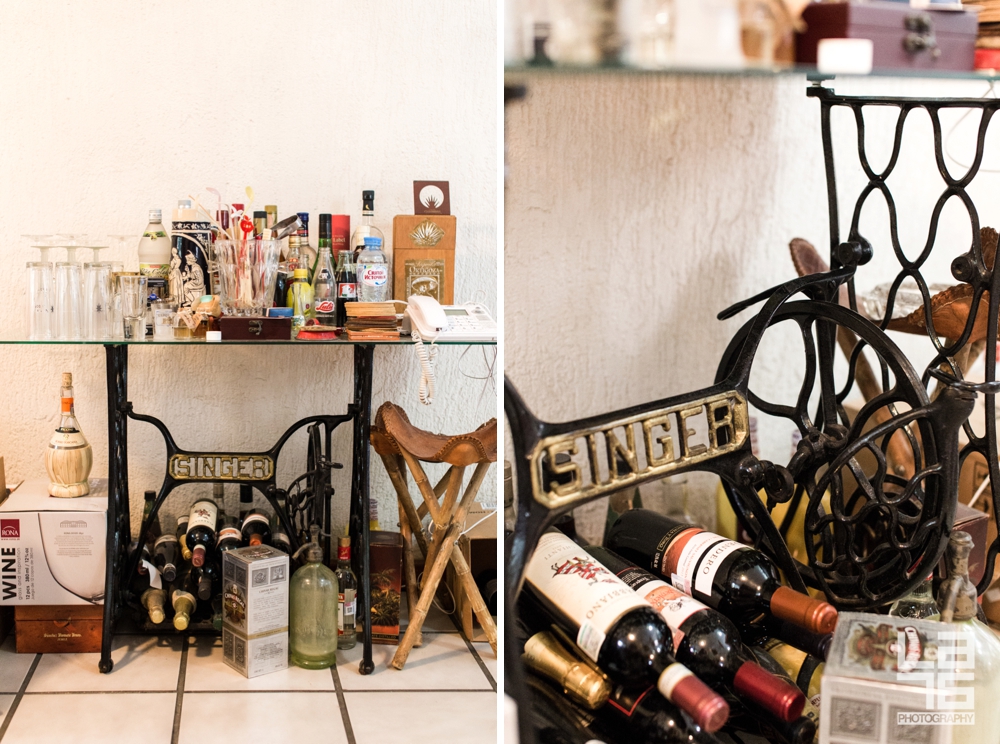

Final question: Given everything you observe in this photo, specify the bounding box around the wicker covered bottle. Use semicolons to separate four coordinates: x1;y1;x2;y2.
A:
45;372;93;497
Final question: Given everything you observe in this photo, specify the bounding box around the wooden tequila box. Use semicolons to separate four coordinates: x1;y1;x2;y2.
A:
392;215;456;304
16;604;103;653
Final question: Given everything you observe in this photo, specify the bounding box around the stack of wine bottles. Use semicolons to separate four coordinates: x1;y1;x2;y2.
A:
517;509;835;744
128;485;293;631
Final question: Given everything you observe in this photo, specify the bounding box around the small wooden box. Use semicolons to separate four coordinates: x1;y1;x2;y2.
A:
797;1;977;72
15;604;104;653
369;531;403;645
392;215;456;304
219;316;292;341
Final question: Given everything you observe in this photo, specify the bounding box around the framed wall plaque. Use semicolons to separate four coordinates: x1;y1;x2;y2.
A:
413;181;451;215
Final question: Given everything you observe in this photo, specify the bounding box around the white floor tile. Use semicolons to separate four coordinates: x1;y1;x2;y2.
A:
475;643;497;683
26;634;182;692
346;691;496;744
0;637;36;693
184;635;335;691
178;692;347;744
338;632;493;691
3;693;175;744
0;694;14;727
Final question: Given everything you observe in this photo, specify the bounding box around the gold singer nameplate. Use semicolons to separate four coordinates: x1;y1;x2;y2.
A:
529;391;748;510
169;454;274;481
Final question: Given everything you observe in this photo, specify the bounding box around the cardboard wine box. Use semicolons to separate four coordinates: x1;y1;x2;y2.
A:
392;215;456;304
221;545;289;677
15;604;103;653
370;530;403;645
0;478;107;606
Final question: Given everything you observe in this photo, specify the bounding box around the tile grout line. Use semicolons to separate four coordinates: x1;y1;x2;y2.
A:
445;607;496;692
170;636;190;744
0;655;41;743
330;662;357;744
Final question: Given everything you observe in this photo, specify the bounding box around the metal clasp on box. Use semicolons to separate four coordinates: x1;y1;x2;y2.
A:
249;320;263;336
904;13;940;58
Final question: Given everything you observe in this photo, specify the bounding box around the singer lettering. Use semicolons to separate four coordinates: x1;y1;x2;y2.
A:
530;392;748;510
169;454;274;482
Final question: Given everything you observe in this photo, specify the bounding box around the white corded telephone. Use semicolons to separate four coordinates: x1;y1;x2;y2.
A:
404;296;497;405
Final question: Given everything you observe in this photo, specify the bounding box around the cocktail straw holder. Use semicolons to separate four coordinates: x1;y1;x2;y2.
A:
215;239;281;317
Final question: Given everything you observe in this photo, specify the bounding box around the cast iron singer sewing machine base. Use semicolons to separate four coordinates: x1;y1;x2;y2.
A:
100;344;377;676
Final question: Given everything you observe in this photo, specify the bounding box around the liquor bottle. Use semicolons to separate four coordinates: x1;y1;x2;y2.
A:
153;534;180;583
139;208;170;333
312;215;337;325
888;573;940;620
241;509;272;547
522;531;729;732
186;498;219;568
330;214;350;263
296;212;314;277
335;536;358;649
289;528;339;669
288;268;313;331
356;236;390;302
176;516;192;561
238;483;253;521
265;205;278;230
253;211;267;238
141;489;162;541
170;199;211;310
170;568;198;631
215;513;241;555
271;514;292;555
606;509;837;635
350;190;385;260
45;372;93;497
586;546;804;722
334;250;358;328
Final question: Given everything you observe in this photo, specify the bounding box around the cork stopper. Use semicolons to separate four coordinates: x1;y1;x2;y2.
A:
62;372;72;387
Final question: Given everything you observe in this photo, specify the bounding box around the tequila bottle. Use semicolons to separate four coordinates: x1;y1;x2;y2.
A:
335;537;358;649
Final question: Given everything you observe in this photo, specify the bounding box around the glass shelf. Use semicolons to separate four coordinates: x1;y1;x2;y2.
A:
0;336;495;346
504;62;1000;83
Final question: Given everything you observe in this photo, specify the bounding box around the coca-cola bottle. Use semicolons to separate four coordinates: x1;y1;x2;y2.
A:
606;509;837;635
522;531;729;732
335;250;357;327
586;546;805;722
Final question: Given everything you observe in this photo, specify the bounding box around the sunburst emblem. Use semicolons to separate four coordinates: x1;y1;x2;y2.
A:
410;219;445;247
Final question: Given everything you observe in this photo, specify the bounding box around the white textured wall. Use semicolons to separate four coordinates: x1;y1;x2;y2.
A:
0;1;498;533
504;73;1000;540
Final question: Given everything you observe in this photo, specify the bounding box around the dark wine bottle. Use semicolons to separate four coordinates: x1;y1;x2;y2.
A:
755;639;823;718
239;483;253;521
525;674;615;744
153;534;180;583
587;546;805;722
522;531;729;732
270;513;292;555
142;489;162;541
176;516;192;561
130;540;152;575
132;569;166;625
606;509;837;635
216;514;241;557
745;647;820;743
195;562;217;601
240;509;272;547
186;499;219;568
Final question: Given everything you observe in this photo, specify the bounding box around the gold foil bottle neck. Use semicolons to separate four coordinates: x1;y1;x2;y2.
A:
522;631;609;710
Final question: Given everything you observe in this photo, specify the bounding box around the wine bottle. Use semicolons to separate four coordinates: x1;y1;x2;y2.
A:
133;571;166;625
757;639;823;714
238;483;253;521
521;629;610;710
170;569;198;631
130;539;153;575
195;563;217;601
215;513;241;555
153;534;180;583
142;490;162;541
271;514;292;555
524;674;614;744
240;509;272;547
743;618;832;661
586;546;804;722
746;647;819;744
176;516;192;561
522;531;729;732
186;498;219;568
606;509;837;634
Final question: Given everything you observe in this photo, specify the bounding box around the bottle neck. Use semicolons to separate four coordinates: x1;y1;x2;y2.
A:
337;545;351;566
58;386;79;431
362;210;374;225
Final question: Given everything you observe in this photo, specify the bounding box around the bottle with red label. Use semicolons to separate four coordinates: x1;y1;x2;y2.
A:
606;509;838;636
357;236;390;302
586;545;805;723
335;250;357;327
521;531;730;733
311;214;337;324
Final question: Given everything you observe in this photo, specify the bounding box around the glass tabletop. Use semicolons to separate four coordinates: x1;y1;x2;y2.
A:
0;336;496;346
505;63;1000;82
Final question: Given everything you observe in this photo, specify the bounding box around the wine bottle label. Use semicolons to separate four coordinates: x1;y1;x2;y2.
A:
188;501;218;531
338;594;357;633
242;513;269;529
525;532;649;662
632;577;707;643
607;682;655;717
338;546;351;562
664;529;745;597
142;560;162;589
217;526;240;544
154;534;177;548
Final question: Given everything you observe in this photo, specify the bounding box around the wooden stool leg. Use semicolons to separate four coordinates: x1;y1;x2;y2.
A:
398;499;422;648
391;463;489;670
448;543;497;654
423;465;465;580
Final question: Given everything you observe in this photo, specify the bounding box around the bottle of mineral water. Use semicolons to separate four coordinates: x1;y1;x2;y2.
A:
357;236;390;302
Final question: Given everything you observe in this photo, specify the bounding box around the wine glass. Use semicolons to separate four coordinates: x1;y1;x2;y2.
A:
37;511;106;603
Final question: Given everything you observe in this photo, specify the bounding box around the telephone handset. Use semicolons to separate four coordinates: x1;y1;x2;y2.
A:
404;295;497;405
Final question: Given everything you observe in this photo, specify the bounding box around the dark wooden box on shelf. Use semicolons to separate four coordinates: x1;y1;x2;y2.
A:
796;1;977;72
219;316;293;341
16;604;104;653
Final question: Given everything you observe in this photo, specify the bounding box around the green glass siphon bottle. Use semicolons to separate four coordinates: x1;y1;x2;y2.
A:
289;527;339;669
